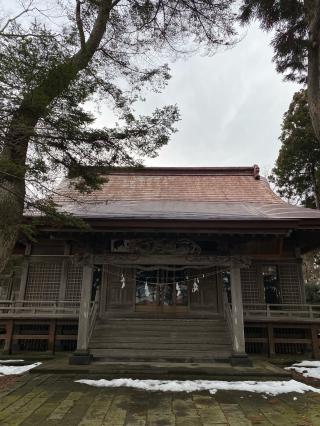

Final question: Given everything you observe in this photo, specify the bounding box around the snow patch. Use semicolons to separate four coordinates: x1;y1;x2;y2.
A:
286;360;320;379
0;359;24;363
0;362;41;375
75;378;320;395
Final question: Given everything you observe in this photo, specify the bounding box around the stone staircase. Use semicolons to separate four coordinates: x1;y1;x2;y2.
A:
89;317;233;363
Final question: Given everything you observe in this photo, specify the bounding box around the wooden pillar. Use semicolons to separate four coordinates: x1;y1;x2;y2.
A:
70;262;93;364
3;320;14;354
267;323;275;357
18;243;31;301
59;243;71;302
311;325;320;359
48;320;56;354
230;261;251;366
18;262;29;301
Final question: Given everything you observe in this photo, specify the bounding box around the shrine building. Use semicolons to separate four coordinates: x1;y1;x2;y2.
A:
1;166;320;365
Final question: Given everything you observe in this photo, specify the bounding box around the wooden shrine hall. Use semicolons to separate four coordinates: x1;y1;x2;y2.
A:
2;165;320;365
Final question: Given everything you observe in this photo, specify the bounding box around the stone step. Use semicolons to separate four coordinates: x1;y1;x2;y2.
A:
92;329;227;336
90;342;232;350
97;316;225;326
90;336;230;344
94;324;226;333
91;348;231;362
94;321;226;325
95;319;226;325
89;317;232;362
91;332;228;340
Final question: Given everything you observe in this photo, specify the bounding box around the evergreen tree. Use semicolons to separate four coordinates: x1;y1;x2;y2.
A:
239;1;320;145
270;89;320;295
269;89;320;208
0;0;236;273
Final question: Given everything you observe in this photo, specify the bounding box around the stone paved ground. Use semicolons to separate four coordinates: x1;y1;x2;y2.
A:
1;374;320;425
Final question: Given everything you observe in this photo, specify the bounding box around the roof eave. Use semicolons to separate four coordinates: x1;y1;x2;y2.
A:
24;216;320;233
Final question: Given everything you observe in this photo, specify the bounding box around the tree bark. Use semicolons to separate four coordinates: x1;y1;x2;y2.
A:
0;104;34;273
305;0;320;143
310;164;320;208
0;0;113;274
0;181;25;274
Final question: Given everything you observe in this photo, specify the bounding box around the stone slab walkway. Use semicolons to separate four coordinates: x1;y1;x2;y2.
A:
0;373;320;425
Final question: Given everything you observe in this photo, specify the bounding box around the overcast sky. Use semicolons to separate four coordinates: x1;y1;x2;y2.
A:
97;24;299;176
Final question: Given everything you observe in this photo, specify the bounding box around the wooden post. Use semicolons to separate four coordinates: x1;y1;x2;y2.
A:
230;260;251;366
18;242;31;302
311;325;320;359
69;262;93;365
18;261;29;302
48;320;56;354
267;323;275;357
3;320;14;354
59;243;71;302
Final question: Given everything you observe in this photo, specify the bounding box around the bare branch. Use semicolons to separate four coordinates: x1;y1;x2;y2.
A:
0;0;34;33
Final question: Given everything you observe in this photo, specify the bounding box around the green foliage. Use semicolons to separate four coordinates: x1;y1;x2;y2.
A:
239;1;308;83
270;89;320;293
269;90;320;207
0;0;237;209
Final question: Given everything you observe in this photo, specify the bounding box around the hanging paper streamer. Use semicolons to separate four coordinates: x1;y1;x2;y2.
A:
192;278;199;293
176;282;181;297
145;281;150;297
120;273;126;289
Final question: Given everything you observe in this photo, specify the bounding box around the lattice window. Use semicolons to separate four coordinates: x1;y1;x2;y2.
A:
279;263;303;304
65;264;83;301
25;263;62;301
241;266;261;304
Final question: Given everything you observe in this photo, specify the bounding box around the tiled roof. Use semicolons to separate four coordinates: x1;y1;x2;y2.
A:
48;166;320;224
56;200;320;221
54;166;281;204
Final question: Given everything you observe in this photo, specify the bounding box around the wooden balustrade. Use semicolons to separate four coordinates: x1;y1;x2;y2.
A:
0;300;80;318
243;304;320;321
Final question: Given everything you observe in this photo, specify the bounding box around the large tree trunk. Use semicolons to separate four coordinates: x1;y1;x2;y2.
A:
310;164;320;208
306;0;320;142
0;126;28;272
0;180;25;273
0;0;113;274
0;101;38;273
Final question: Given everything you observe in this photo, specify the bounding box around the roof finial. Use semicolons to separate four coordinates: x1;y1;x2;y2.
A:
253;164;260;180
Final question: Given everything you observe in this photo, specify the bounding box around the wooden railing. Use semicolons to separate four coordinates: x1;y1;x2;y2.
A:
0;300;80;318
223;290;233;335
243;304;320;321
88;288;100;342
